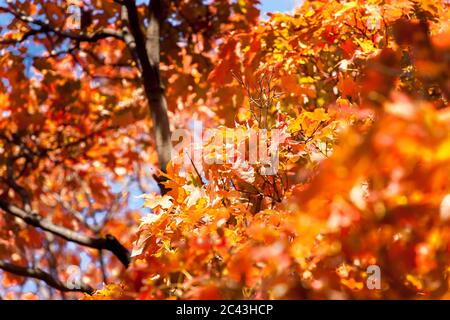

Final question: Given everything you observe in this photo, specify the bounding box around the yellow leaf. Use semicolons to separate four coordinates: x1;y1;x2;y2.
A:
355;38;376;54
334;2;358;17
140;194;173;210
304;108;330;122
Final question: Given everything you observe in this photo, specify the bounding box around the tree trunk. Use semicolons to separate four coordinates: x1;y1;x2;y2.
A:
124;0;171;173
145;0;171;173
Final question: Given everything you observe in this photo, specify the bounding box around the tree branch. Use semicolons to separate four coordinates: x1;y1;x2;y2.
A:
0;261;94;294
0;6;123;43
0;200;130;268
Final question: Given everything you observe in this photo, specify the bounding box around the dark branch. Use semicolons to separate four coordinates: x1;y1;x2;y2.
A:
0;261;94;294
0;6;123;43
0;201;130;268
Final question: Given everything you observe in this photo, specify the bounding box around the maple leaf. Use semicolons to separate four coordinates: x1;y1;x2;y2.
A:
139;194;174;211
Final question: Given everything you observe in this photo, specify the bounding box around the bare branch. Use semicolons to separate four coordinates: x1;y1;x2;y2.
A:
0;261;94;294
0;6;123;43
0;201;130;268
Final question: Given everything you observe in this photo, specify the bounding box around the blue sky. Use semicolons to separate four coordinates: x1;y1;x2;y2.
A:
260;0;300;17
